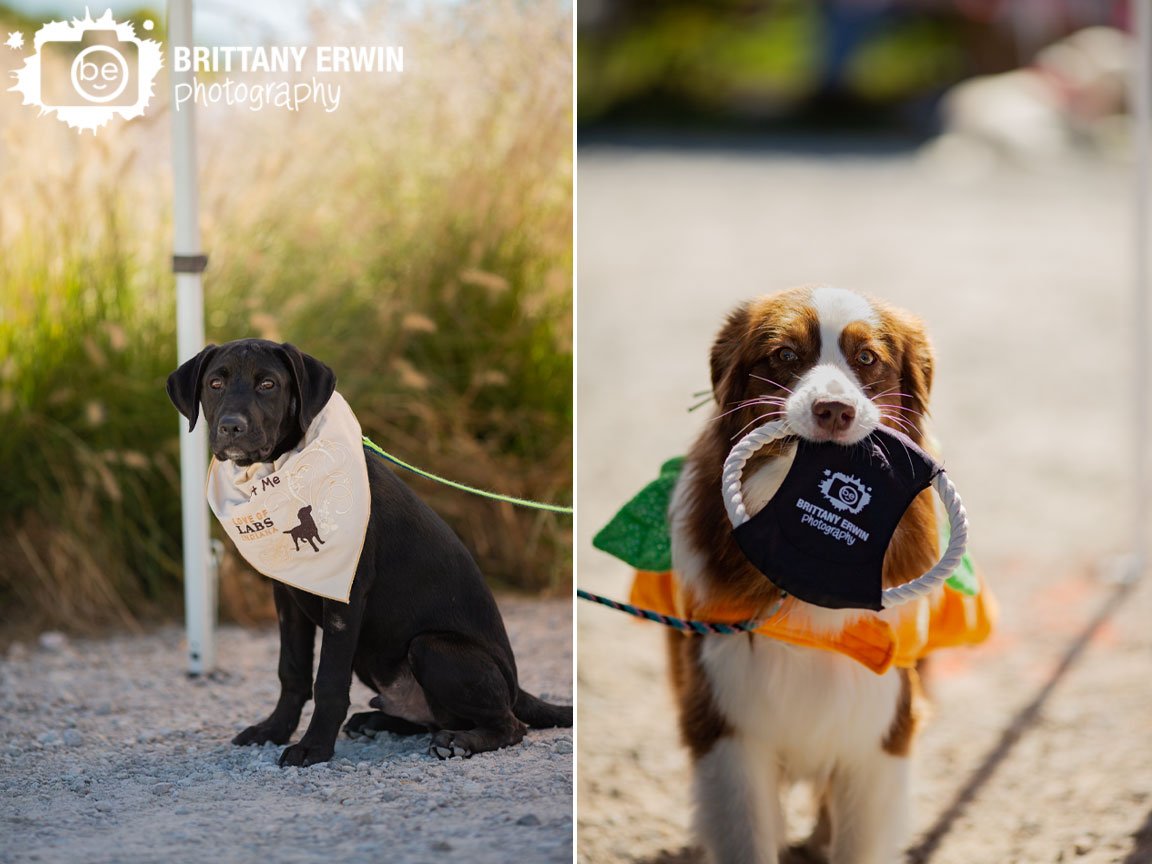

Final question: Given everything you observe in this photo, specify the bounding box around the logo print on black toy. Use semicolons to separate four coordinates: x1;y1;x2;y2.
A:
819;470;872;515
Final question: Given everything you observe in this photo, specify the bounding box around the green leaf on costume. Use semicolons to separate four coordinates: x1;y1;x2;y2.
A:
592;457;685;572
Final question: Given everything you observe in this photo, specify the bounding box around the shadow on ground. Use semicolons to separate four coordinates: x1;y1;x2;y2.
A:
637;845;825;864
1123;810;1152;864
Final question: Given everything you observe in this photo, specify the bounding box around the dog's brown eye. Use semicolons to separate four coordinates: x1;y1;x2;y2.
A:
857;349;876;366
208;378;224;390
778;348;799;363
258;379;275;391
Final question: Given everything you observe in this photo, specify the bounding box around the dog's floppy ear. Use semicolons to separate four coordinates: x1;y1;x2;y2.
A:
710;303;751;404
276;343;337;436
166;345;219;432
896;313;934;442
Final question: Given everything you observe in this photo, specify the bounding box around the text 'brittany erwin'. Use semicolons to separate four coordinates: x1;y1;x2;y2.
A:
171;45;405;74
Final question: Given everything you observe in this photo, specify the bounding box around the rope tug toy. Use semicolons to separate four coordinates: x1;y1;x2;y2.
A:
585;420;974;630
723;420;968;611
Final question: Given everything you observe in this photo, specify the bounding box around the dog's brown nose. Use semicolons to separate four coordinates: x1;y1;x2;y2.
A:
812;400;856;433
217;415;249;438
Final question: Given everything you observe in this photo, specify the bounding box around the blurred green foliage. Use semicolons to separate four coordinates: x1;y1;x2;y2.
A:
578;0;968;127
580;3;818;121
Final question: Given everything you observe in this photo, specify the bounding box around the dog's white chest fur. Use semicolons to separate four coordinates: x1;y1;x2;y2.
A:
698;634;902;778
670;460;910;863
671;458;903;766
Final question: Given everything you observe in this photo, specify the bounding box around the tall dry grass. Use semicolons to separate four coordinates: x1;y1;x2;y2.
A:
0;0;572;637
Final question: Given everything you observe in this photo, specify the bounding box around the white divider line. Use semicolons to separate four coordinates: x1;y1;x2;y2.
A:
1132;0;1150;583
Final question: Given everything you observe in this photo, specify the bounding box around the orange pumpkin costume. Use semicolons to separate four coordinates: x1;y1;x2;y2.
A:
630;569;996;675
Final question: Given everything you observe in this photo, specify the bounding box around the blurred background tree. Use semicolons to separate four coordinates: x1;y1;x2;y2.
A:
578;0;1128;134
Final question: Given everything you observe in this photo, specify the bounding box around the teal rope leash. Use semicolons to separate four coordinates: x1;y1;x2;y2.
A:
362;437;573;515
577;588;783;635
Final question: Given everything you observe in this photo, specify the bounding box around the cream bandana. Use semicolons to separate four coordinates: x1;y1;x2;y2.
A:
206;391;370;603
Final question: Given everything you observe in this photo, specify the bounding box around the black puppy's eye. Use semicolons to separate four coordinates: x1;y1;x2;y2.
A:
208;378;224;390
858;349;876;366
257;379;276;391
778;347;799;363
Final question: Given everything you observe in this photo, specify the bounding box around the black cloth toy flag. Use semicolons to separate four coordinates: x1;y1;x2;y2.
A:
733;426;943;611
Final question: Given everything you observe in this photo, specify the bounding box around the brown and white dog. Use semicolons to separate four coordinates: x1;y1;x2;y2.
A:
668;286;939;864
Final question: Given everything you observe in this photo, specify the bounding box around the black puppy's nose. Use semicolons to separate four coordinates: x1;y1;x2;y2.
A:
217;414;249;438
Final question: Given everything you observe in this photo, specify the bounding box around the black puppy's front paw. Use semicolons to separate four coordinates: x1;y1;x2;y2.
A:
279;740;335;767
429;730;473;760
233;721;293;747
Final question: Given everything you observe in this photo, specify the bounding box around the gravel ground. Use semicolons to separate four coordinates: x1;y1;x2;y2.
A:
577;142;1152;863
0;597;571;864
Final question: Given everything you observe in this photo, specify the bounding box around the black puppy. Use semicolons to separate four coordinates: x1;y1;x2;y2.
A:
167;339;572;767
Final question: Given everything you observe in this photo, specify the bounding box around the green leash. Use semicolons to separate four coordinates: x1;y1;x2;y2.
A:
362;437;573;515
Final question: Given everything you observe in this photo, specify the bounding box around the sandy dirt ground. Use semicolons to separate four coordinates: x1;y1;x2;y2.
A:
0;597;571;864
576;142;1152;864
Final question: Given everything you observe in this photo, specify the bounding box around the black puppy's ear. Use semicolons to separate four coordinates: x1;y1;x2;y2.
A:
166;345;219;432
276;343;337;435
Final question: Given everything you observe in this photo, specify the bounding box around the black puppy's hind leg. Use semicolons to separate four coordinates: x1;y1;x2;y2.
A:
234;582;315;746
409;634;526;759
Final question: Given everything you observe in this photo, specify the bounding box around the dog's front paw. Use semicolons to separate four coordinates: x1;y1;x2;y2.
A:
279;740;335;767
233;721;292;747
429;730;473;760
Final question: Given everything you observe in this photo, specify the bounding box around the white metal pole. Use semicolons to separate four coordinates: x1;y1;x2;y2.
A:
1132;0;1150;582
169;0;217;674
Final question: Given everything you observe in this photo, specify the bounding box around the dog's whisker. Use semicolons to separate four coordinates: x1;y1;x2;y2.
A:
880;404;927;418
874;421;917;472
879;409;916;428
726;395;788;409
731;410;788;439
873;391;918;401
727;395;788;410
732;409;788;433
880;413;918;437
866;384;902;397
736;396;788;408
714;397;788;422
748;374;795;394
